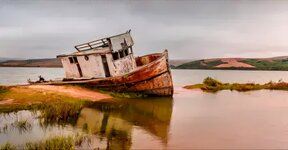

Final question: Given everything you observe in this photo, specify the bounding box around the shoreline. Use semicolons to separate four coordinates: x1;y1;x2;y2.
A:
0;85;114;112
184;77;288;93
27;85;112;102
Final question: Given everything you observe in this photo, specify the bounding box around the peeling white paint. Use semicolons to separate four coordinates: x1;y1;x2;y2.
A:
77;55;105;78
107;54;137;76
59;32;137;79
60;57;79;78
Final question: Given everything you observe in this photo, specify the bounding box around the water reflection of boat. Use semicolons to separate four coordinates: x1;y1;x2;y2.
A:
117;98;173;144
76;98;173;149
77;108;132;150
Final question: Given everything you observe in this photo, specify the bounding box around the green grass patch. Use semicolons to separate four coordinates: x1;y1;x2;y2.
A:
0;86;9;94
107;91;149;98
65;84;149;99
184;77;288;92
0;86;10;100
37;100;87;127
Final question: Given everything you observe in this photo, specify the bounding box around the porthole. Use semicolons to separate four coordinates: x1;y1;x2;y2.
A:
84;55;89;61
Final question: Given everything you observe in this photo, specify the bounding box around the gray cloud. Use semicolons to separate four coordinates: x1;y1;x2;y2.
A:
0;0;288;59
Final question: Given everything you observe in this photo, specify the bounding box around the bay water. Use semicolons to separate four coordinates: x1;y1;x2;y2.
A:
1;67;288;149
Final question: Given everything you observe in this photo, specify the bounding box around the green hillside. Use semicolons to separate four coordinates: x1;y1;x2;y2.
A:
0;58;62;68
176;60;224;69
240;59;288;70
175;58;288;71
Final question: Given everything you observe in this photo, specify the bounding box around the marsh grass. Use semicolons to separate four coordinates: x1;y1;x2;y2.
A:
69;84;149;98
109;92;149;98
0;86;9;93
37;101;85;126
25;136;74;150
0;86;88;112
184;77;288;92
0;85;131;127
0;119;32;134
0;143;16;150
0;124;8;134
93;89;149;99
74;134;92;147
0;86;93;127
0;134;92;150
82;123;89;132
12;119;32;134
88;101;126;112
0;86;10;100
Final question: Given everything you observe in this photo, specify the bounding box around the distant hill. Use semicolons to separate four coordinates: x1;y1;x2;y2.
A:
0;58;62;68
169;59;196;66
0;57;19;62
169;59;196;68
175;56;288;71
0;58;183;68
2;56;288;71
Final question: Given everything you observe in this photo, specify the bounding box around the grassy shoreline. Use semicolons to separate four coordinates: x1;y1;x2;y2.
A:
0;84;152;121
0;135;91;150
0;86;91;113
184;77;288;93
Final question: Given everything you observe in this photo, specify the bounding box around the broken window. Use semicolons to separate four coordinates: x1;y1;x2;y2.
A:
69;56;78;64
124;49;129;56
119;50;124;58
112;52;119;60
73;57;78;63
69;57;73;63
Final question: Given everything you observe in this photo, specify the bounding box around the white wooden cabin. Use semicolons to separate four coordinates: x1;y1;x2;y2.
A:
57;31;137;79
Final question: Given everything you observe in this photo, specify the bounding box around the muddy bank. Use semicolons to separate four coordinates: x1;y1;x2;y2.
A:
27;85;112;102
0;85;114;113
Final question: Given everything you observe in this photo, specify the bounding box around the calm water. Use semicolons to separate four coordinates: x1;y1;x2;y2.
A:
0;67;64;85
2;67;288;149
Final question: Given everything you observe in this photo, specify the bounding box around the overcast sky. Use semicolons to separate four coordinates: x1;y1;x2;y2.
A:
0;0;288;59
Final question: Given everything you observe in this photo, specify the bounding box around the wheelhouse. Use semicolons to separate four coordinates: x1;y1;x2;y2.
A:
57;31;137;79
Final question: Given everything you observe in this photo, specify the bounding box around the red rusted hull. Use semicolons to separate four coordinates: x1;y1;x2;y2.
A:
32;50;174;96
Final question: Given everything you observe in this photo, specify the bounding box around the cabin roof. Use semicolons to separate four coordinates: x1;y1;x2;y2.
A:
74;30;131;52
57;30;132;58
57;47;110;58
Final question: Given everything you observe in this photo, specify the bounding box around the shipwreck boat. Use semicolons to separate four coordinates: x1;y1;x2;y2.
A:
30;31;174;96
